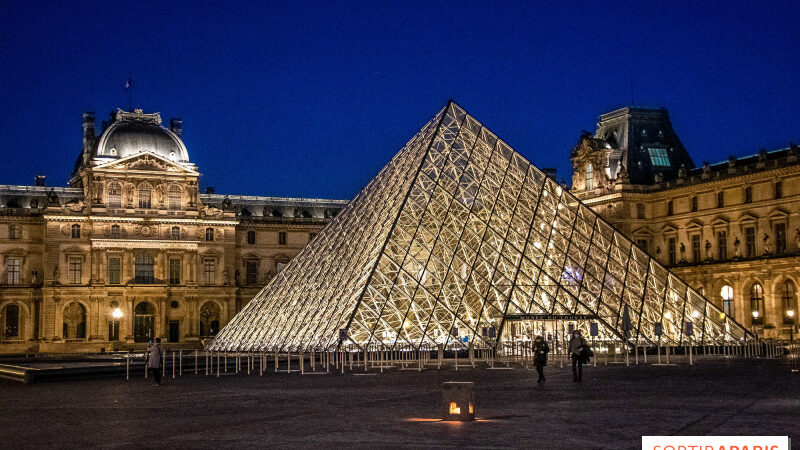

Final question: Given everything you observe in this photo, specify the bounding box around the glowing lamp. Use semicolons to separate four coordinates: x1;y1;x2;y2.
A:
442;381;475;422
789;310;795;318
692;310;701;319
752;311;759;319
112;308;123;319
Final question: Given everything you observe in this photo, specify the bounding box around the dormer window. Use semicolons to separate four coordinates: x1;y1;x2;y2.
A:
648;148;670;167
585;163;594;190
109;147;117;156
138;185;151;209
169;151;176;160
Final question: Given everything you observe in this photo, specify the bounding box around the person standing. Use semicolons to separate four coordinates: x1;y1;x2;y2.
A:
532;335;550;383
147;338;164;386
568;330;587;382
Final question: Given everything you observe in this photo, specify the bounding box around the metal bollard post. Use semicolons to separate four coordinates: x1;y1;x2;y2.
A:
172;351;176;379
287;352;291;374
126;352;130;380
217;353;220;378
195;349;198;375
179;350;182;376
163;353;166;377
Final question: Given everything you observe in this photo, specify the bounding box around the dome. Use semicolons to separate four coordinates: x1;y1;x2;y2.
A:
94;109;190;164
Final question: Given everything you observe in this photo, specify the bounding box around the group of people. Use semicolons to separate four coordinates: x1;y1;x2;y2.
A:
533;330;593;383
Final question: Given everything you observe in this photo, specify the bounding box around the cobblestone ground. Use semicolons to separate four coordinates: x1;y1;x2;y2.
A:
1;357;798;449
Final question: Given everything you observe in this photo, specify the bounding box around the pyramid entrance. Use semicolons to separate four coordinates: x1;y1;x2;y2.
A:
209;101;751;354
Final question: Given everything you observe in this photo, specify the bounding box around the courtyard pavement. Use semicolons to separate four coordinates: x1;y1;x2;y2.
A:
1;357;798;449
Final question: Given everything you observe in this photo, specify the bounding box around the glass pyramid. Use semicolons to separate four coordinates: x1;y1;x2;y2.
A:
209;101;750;353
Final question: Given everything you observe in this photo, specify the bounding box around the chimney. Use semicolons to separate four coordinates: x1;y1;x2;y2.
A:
83;112;95;139
542;168;557;179
170;118;183;137
205;187;215;194
35;175;46;187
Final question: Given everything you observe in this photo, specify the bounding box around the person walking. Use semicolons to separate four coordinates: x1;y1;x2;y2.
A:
568;330;587;382
146;338;164;386
532;335;550;383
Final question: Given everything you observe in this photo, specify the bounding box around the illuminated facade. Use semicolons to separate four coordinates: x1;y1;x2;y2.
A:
571;106;800;340
210;102;748;353
0;109;346;353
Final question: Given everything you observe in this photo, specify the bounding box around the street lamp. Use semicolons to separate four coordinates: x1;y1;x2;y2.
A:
112;308;123;319
752;310;759;340
788;310;795;343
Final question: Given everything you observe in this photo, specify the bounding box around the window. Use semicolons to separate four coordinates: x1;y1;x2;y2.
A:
721;285;735;319
205;228;214;242
782;280;797;325
775;181;783;199
138;185;151;209
108;257;121;285
668;237;676;265
278;231;287;245
717;231;727;260
134;253;154;284
750;284;764;325
309;232;317;242
247;230;256;245
71;224;81;239
110;225;120;239
744;186;752;204
171;226;181;240
636;203;645;220
691;196;698;212
245;260;258;285
168;185;181;210
744;227;756;258
6;258;20;285
717;191;724;208
585;164;594;190
691;235;701;263
648;147;670;167
4;304;19;338
776;222;787;254
204;259;216;284
68;257;82;284
636;239;648;253
169;258;181;285
8;224;20;240
108;183;122;208
667;201;673;216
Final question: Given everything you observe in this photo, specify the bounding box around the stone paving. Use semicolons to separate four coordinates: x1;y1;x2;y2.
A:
1;357;798;449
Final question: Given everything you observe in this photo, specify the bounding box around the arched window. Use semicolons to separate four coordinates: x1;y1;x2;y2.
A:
108;183;122;208
168;185;181;210
247;230;256;245
3;304;19;338
721;285;734;319
62;302;86;339
133;302;155;342
199;301;221;337
134;253;155;284
71;224;81;239
170;226;181;240
205;228;214;242
138;184;151;209
110;225;120;239
585;164;594;190
750;284;764;325
782;280;797;325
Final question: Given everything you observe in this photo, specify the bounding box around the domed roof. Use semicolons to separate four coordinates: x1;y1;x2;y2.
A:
95;109;190;164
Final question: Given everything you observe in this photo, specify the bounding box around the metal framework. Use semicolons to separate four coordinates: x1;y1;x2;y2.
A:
209;101;749;353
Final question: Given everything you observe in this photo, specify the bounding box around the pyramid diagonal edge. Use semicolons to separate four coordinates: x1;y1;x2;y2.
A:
209;101;751;352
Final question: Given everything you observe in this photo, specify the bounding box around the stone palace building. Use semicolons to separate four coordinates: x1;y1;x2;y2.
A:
0;109;346;353
571;106;800;340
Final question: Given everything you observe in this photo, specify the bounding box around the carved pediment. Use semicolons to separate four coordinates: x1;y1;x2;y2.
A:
95;152;199;175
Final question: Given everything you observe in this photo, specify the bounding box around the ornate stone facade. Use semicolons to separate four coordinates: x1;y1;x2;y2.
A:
572;106;800;340
0;109;346;353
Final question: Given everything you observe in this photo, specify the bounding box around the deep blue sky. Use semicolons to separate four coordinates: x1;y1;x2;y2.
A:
1;1;798;199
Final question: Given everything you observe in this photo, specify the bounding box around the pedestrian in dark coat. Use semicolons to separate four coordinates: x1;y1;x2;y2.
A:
568;330;587;382
146;338;164;385
532;335;549;383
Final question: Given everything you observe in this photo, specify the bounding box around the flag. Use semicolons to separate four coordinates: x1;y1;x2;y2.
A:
125;78;132;89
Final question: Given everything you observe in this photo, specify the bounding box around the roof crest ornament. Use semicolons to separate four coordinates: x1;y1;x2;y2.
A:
115;108;162;125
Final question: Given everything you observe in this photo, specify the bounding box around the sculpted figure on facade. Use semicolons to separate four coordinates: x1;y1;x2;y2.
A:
733;237;741;258
763;233;772;254
679;242;687;263
705;240;712;260
125;183;135;207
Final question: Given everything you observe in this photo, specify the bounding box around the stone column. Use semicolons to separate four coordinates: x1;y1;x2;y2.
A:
125;298;135;342
89;296;102;341
159;298;168;339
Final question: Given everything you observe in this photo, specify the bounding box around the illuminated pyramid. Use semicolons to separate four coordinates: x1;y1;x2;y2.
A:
209;101;749;352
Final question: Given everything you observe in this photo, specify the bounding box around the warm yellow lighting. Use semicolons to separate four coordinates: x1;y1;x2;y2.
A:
469;403;474;414
789;310;795;318
112;308;123;319
691;310;700;319
719;312;726;320
449;402;461;415
664;311;673;320
752;311;759;319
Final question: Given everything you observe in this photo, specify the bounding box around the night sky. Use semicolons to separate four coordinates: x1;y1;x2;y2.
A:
1;1;798;200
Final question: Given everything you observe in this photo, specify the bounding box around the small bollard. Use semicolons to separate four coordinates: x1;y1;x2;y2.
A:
442;381;475;422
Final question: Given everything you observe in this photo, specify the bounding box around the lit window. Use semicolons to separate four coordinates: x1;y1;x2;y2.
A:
782;280;797;325
108;183;122;208
721;285;734;319
71;224;81;239
750;284;764;325
168;185;181;210
585;163;594;190
6;258;20;285
205;228;214;242
138;185;151;209
648;148;670;167
68;257;82;284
